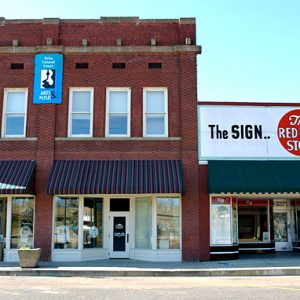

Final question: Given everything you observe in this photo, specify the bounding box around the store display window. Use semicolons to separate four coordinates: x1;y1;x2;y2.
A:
210;197;234;245
238;199;270;242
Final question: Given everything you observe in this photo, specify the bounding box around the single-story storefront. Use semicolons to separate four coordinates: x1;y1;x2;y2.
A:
46;159;184;262
0;160;36;262
198;103;300;260
208;160;300;259
1;159;184;262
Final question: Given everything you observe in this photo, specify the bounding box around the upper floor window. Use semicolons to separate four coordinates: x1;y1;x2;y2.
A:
143;88;168;137
106;88;131;137
68;88;93;137
2;89;28;138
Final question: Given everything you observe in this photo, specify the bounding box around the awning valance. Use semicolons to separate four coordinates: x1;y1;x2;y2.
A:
46;160;184;195
0;160;36;194
208;160;300;194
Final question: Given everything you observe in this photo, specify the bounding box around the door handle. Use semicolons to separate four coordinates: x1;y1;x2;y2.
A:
127;234;129;243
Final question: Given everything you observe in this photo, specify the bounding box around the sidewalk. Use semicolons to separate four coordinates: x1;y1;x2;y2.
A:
0;253;299;277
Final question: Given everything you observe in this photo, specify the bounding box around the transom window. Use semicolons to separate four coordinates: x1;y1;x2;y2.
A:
143;88;168;137
106;88;131;137
2;89;28;138
68;88;93;137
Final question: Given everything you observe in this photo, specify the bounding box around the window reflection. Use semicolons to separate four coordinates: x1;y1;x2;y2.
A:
157;198;180;249
295;200;300;241
11;197;34;248
238;200;269;242
54;197;78;249
83;198;103;248
0;198;6;245
135;197;152;249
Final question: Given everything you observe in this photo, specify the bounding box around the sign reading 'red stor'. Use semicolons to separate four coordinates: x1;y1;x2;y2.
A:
198;105;300;160
277;109;300;156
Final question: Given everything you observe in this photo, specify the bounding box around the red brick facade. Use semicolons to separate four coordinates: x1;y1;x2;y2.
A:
0;17;205;261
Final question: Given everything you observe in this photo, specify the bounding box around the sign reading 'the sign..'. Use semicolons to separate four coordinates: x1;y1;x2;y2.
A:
33;53;63;104
198;105;300;160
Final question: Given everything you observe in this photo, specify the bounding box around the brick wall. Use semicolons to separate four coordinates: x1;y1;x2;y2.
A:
0;18;203;261
198;164;210;261
56;53;182;138
0;18;196;47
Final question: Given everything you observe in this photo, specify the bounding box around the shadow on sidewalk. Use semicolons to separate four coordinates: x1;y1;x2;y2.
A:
0;252;299;270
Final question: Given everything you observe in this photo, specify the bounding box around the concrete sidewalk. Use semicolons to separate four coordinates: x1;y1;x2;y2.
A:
0;253;299;277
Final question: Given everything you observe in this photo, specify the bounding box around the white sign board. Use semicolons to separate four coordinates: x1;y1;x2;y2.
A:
198;105;300;160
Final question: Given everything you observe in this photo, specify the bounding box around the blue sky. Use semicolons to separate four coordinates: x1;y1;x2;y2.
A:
1;0;300;103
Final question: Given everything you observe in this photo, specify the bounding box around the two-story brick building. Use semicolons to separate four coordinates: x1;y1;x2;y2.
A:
0;17;204;262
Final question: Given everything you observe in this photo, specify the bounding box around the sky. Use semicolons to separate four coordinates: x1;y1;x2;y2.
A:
1;0;300;103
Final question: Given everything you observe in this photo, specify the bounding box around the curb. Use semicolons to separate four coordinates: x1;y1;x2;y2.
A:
0;267;300;277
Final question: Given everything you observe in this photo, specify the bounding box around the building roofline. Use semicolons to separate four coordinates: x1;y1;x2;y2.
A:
0;17;196;25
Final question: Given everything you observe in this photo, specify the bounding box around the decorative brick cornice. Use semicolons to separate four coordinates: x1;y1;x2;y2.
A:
0;17;196;25
0;45;201;54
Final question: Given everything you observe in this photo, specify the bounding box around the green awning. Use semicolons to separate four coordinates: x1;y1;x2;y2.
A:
208;160;300;194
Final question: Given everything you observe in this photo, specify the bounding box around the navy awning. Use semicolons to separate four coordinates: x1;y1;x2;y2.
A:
0;160;36;194
46;160;184;195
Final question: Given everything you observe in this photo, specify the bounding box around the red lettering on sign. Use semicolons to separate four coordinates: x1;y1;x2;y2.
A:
277;109;300;156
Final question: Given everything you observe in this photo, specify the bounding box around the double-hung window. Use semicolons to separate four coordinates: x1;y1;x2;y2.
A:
2;89;28;138
69;88;93;137
106;88;131;137
143;88;168;137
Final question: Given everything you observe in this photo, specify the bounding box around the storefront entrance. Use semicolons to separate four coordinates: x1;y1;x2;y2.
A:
109;198;130;258
109;212;130;258
210;196;300;260
274;200;292;251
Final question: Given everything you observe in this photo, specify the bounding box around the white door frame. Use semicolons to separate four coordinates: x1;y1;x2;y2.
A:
273;201;292;251
109;212;130;258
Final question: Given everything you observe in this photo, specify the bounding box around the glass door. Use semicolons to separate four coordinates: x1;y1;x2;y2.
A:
109;198;130;258
274;201;292;251
109;212;129;258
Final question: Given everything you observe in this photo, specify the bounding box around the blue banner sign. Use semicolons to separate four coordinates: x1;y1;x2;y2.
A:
33;53;63;104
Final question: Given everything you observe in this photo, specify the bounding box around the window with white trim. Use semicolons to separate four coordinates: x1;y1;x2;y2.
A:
135;197;152;249
156;197;180;249
2;89;28;138
11;197;34;249
143;88;168;137
106;88;131;137
68;88;93;137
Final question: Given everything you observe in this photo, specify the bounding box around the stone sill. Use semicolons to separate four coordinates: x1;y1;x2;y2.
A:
55;137;181;141
0;137;37;142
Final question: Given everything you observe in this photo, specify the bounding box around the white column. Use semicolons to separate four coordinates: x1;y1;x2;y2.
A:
78;196;84;250
6;196;12;250
152;195;157;250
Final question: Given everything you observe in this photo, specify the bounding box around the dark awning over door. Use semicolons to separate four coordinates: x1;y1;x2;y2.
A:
46;160;184;195
0;160;36;194
208;160;300;194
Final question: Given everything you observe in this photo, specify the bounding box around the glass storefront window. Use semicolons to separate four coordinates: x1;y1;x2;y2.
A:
0;198;6;245
135;197;152;249
157;197;180;249
238;199;269;242
211;197;232;245
54;197;78;249
295;200;300;241
232;198;238;244
11;197;34;249
83;198;103;248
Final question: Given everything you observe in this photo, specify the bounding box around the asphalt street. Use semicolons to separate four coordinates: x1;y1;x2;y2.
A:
0;276;299;299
